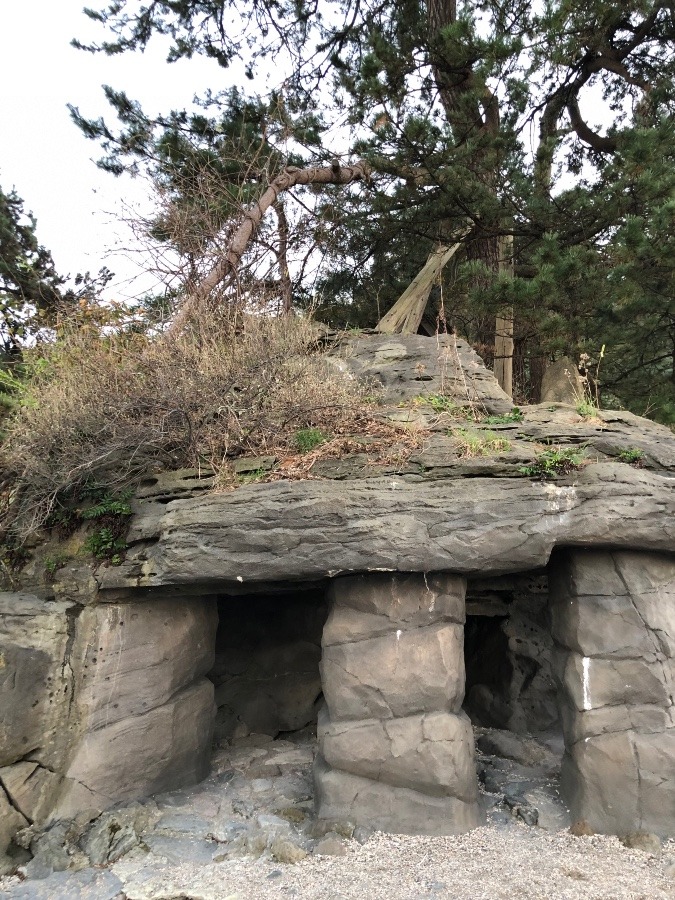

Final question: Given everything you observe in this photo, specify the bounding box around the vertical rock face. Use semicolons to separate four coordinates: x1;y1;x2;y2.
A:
52;597;218;820
0;592;218;856
550;550;675;837
0;592;78;863
315;572;481;835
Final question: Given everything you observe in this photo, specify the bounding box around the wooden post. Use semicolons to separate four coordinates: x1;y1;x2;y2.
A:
494;234;514;397
375;232;468;335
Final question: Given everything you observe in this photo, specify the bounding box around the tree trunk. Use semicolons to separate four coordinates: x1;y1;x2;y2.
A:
427;0;502;358
493;234;514;397
375;236;467;335
274;199;293;315
171;160;370;330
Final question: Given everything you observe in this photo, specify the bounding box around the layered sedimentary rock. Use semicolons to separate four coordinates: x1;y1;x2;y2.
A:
315;573;481;834
550;551;675;836
0;332;674;863
0;594;216;858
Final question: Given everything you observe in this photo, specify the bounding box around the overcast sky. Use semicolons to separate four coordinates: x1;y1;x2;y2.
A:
0;1;227;300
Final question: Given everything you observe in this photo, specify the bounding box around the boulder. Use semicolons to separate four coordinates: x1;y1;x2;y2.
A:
540;357;585;403
561;729;675;838
320;710;478;801
321;623;465;721
314;754;482;836
53;678;214;819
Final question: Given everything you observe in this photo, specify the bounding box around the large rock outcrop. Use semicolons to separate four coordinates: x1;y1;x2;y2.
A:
0;332;673;860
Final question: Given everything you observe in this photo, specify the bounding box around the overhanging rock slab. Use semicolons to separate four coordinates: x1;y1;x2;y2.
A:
100;464;674;594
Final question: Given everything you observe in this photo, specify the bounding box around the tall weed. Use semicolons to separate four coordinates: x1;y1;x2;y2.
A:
1;310;375;538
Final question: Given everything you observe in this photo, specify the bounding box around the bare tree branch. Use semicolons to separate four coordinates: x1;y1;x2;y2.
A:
172;160;371;327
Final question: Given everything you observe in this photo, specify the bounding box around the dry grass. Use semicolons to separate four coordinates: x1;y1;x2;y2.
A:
0;310;387;539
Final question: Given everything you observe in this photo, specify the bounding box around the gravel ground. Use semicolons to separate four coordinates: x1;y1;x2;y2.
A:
114;828;675;900
2;729;673;900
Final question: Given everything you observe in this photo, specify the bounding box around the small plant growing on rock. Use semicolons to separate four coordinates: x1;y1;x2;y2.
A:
481;407;523;425
423;394;458;413
294;427;327;453
236;468;268;485
45;552;70;577
84;526;128;565
520;446;585;479
575;399;597;418
451;428;512;457
414;394;475;418
80;490;132;565
617;447;644;466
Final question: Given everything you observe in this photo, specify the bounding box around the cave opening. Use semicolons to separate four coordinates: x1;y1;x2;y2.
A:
463;570;560;734
463;570;568;829
208;585;330;745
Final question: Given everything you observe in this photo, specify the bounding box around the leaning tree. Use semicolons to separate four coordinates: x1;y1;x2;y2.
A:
71;1;675;419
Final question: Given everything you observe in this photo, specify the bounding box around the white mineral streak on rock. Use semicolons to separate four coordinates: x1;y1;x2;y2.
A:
422;572;435;610
396;629;402;642
582;656;592;710
542;483;577;523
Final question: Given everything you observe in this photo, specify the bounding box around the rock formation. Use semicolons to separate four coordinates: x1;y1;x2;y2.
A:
0;332;673;872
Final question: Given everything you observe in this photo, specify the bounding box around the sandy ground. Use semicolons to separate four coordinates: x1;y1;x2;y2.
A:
2;729;673;900
111;827;675;900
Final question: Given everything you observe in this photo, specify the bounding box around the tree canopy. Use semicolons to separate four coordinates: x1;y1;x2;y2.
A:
0;184;65;355
71;1;675;421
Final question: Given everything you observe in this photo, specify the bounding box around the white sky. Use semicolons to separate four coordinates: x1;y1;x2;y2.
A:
0;1;228;300
0;2;619;305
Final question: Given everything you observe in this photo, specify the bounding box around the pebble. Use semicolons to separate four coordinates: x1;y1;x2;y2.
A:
314;835;348;857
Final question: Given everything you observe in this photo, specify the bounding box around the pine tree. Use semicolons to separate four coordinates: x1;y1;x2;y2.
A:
0;184;64;354
71;1;675;419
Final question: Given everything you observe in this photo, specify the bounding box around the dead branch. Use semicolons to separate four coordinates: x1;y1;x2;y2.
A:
172;160;370;327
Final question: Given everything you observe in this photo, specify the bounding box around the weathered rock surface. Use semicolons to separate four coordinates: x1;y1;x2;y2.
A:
0;594;75;770
99;465;674;594
0;593;218;861
550;550;675;837
314;755;480;835
86;333;672;594
316;573;480;834
540;357;585;404
320;709;477;800
322;623;465;721
55;678;215;819
330;333;513;413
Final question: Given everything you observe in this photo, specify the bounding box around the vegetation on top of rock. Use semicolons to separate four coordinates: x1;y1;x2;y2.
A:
617;447;645;466
520;447;586;479
412;394;475;419
450;428;512;458
0;311;382;542
481;408;524;426
576;399;599;418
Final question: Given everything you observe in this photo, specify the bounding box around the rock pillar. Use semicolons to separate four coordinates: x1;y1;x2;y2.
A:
0;592;218;840
550;550;675;837
315;572;481;835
